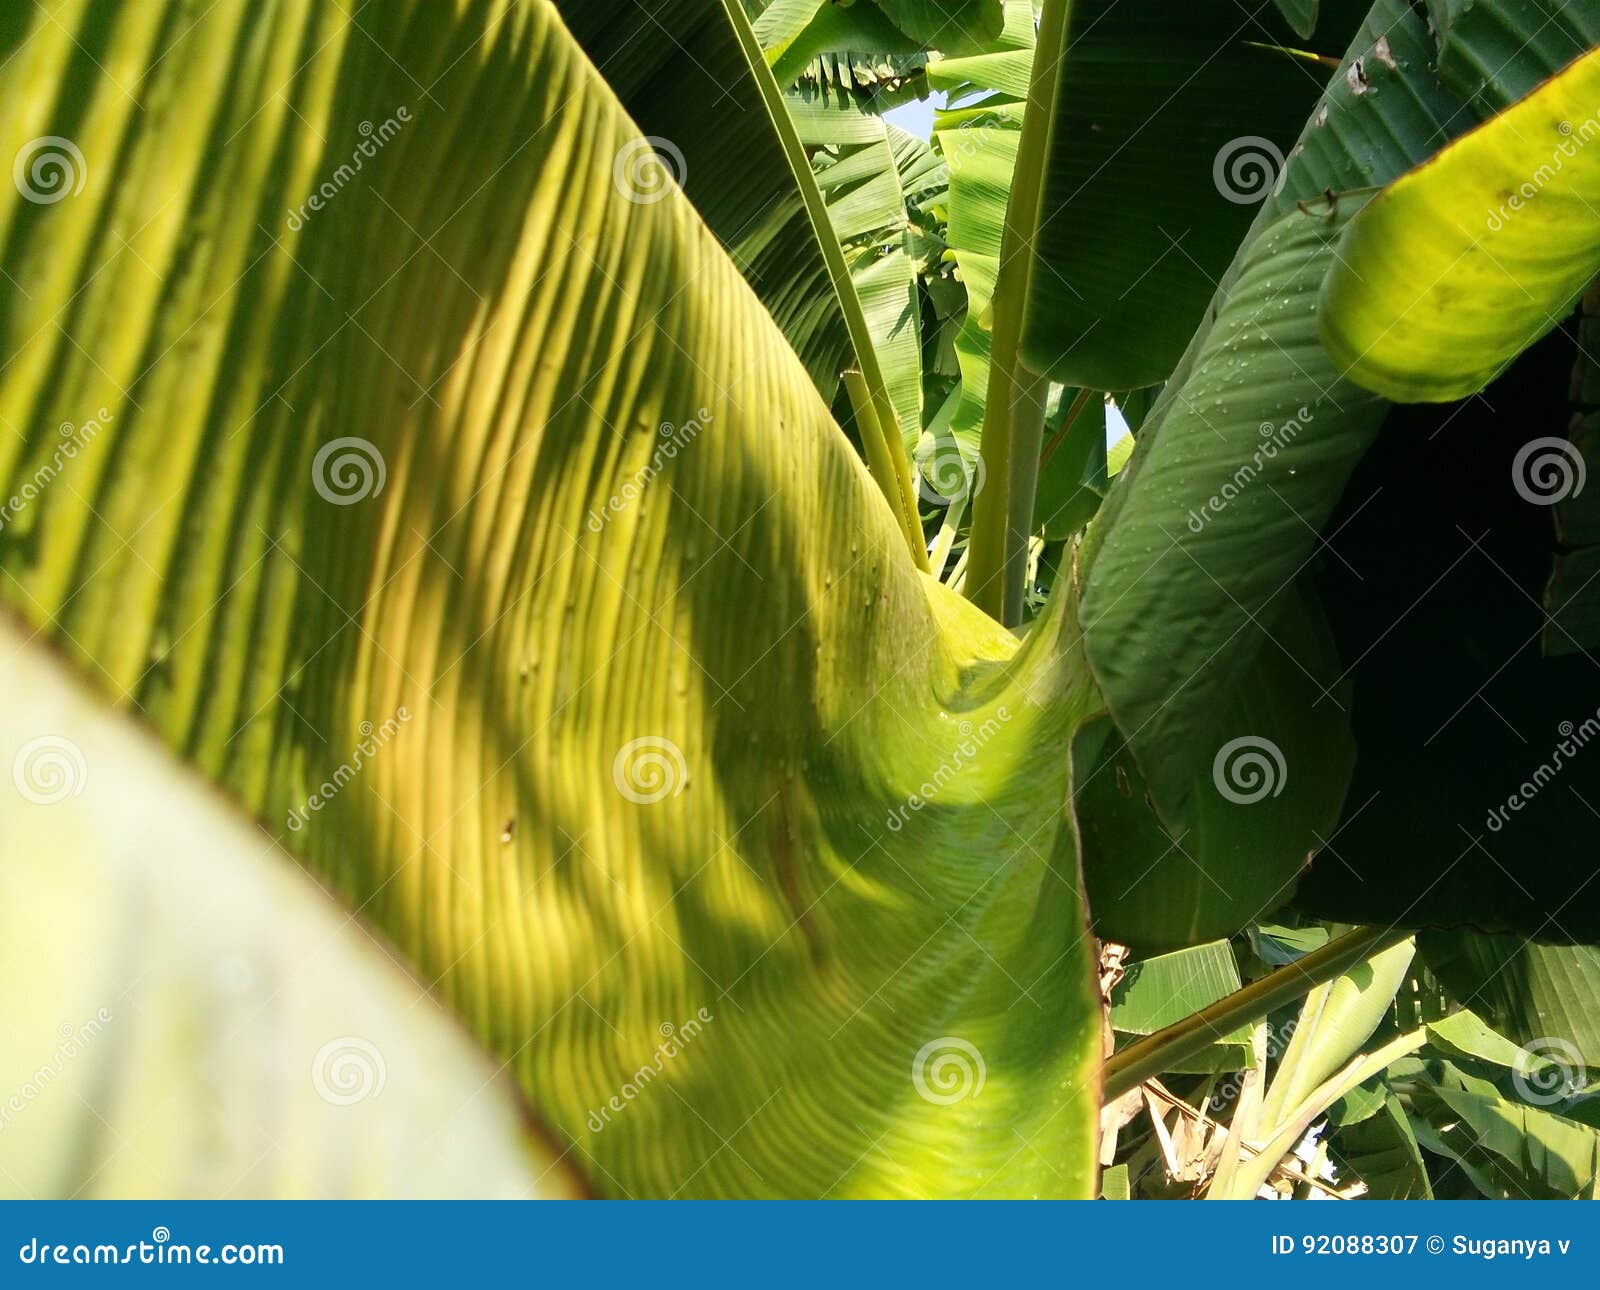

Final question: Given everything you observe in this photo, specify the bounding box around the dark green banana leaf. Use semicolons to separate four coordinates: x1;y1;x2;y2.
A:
1076;582;1353;952
873;0;1004;53
1081;0;1461;828
1293;322;1600;942
1427;0;1600;109
1334;1095;1433;1198
1021;1;1333;389
1410;1071;1600;1199
1077;0;1600;944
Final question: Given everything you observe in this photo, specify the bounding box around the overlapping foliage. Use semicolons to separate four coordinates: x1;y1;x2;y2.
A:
2;0;1598;1201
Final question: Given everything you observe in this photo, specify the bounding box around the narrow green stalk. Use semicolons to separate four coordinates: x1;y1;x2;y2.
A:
1102;925;1413;1101
719;0;928;571
963;0;1070;623
842;370;926;564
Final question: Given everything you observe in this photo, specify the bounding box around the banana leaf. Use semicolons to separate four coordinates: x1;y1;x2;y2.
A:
1077;0;1600;941
0;618;578;1199
1320;45;1600;401
1021;1;1331;389
0;0;1101;1198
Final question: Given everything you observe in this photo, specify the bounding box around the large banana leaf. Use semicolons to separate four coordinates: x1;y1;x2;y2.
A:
1108;940;1252;1072
1080;0;1457;827
1075;586;1353;952
1410;1071;1600;1199
1078;0;1600;943
0;0;1101;1197
1320;45;1600;401
750;0;1000;90
1289;3;1600;938
1335;1095;1433;1198
0;618;577;1199
873;0;1004;52
749;0;832;69
1427;0;1600;108
1020;2;1331;389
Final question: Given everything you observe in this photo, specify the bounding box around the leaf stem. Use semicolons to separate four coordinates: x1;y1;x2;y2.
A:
719;0;929;570
1102;925;1414;1101
843;369;926;561
963;0;1070;623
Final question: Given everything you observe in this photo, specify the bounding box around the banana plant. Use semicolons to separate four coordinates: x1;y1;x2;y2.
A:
2;0;1599;1201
